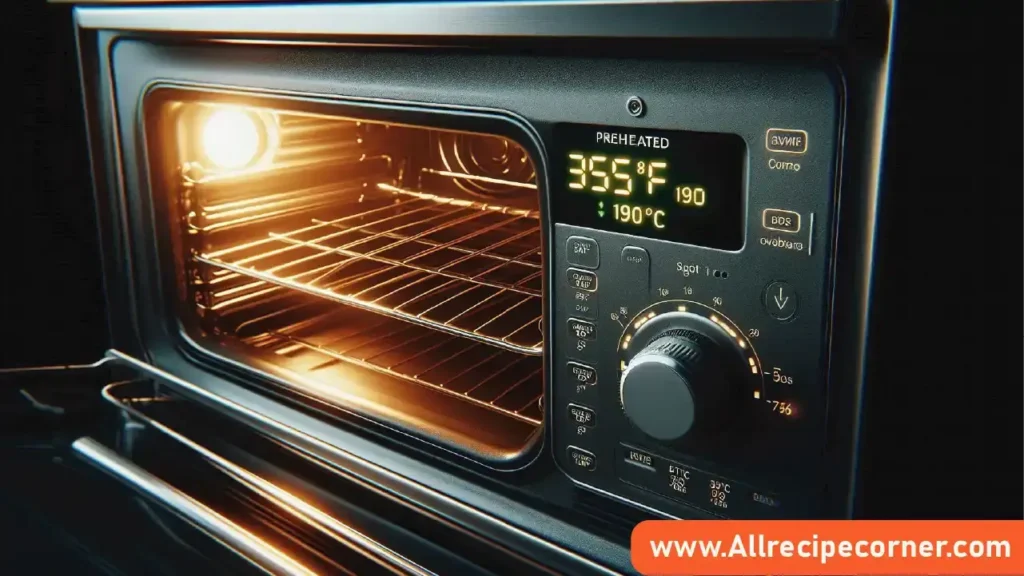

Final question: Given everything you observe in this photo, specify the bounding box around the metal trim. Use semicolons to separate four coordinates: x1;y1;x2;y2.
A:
841;0;897;518
71;436;318;576
0;357;115;374
73;1;840;41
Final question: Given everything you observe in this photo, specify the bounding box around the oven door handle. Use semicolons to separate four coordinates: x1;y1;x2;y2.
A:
72;437;317;576
96;380;436;576
5;356;514;575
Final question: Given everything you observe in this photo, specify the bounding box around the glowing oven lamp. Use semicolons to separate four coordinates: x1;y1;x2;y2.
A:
202;107;262;170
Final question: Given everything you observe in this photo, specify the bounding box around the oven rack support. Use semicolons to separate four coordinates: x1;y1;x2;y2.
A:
195;184;544;355
261;323;543;426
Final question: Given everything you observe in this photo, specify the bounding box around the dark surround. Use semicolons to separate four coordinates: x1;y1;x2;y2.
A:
853;1;1021;519
6;4;108;368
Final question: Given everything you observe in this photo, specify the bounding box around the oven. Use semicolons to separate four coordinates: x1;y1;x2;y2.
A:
5;1;899;573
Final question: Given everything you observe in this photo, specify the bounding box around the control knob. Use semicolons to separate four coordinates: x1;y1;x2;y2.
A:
619;312;748;442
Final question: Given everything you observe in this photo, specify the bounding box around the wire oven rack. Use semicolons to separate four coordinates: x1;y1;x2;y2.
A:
194;181;544;356
230;299;543;425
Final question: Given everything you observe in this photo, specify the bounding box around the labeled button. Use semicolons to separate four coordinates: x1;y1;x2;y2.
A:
568;404;596;427
661;460;705;501
766;128;808;154
566;268;598;292
567;362;597;386
620;246;650;290
567;318;596;341
569;289;597;319
567;446;597;471
566;236;599;269
747;489;784;518
763;281;798;321
762;209;801;234
706;476;735;513
622;445;656;472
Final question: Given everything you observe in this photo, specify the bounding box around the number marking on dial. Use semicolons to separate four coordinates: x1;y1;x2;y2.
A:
617;299;765;396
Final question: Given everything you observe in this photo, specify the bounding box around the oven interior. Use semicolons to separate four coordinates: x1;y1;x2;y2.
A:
150;93;545;465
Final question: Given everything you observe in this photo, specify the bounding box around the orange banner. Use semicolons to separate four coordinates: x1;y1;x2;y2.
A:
631;520;1024;575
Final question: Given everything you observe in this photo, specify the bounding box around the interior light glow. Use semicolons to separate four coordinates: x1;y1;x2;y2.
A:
202;107;262;169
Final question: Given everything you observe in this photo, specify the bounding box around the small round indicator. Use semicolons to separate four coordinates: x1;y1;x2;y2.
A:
763;281;798;321
625;96;646;118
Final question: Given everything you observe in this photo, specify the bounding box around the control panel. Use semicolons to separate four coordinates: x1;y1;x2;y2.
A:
551;120;837;519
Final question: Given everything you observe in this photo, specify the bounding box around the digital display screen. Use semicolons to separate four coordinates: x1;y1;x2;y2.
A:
552;123;746;250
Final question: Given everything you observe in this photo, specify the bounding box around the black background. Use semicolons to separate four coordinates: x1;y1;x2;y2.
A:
3;0;1020;526
851;1;1021;519
6;2;107;369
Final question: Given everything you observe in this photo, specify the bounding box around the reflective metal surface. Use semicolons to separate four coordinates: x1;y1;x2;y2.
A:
73;1;841;41
100;382;436;576
72;437;317;576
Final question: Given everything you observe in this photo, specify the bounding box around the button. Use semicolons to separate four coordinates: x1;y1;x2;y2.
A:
566;268;598;292
622;445;656;472
566;236;599;269
567;362;597;386
568;404;596;427
567;446;596;471
567;318;596;341
569;288;597;319
620;246;650;289
763;281;798;321
705;476;736;513
765;128;808;154
762;209;801;233
617;445;660;492
746;489;784;518
660;459;706;502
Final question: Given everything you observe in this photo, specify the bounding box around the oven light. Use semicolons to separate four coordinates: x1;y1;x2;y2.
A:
202;107;263;170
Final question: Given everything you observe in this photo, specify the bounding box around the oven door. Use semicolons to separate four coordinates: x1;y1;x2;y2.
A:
1;354;559;575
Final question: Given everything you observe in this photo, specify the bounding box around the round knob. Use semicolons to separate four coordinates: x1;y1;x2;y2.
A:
619;313;747;442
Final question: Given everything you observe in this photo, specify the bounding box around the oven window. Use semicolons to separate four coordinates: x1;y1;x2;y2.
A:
147;92;543;463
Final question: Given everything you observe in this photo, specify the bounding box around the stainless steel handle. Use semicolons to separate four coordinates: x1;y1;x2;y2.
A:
71;437;318;576
100;382;435;576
